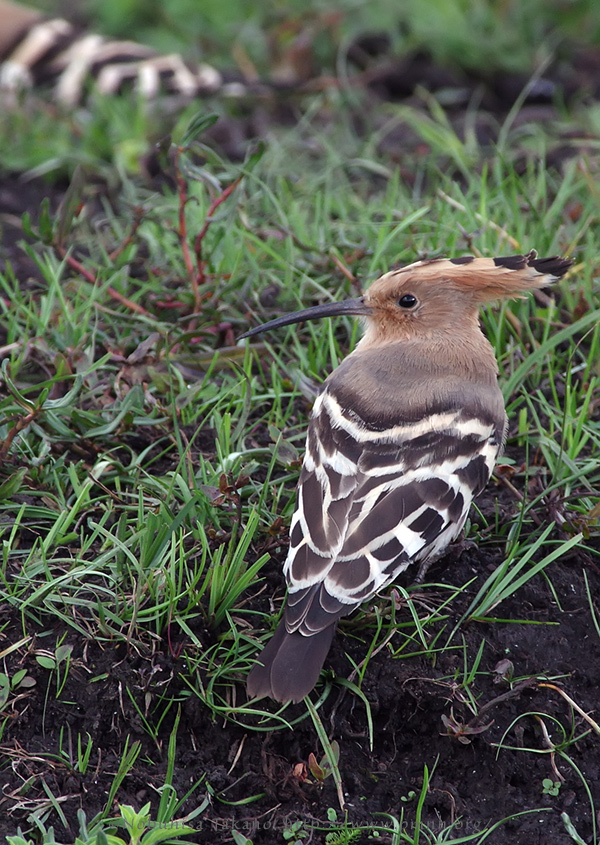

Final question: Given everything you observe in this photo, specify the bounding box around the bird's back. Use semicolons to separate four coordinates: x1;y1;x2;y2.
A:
284;342;507;606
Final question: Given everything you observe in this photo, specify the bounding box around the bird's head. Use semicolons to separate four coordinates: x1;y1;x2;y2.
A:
239;252;572;346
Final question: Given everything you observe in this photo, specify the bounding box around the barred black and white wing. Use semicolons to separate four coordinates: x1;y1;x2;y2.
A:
0;0;223;105
247;369;506;703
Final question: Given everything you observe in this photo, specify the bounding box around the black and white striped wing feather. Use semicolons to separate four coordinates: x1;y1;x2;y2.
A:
282;390;503;636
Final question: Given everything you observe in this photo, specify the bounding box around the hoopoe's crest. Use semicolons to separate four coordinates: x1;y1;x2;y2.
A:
356;253;571;346
244;252;572;703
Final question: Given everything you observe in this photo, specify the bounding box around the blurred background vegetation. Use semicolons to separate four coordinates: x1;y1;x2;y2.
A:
26;0;600;75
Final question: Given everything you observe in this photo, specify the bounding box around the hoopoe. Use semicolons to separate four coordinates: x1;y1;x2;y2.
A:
243;252;572;704
0;0;223;105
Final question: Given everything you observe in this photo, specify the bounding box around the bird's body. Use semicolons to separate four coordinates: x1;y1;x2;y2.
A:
244;253;572;703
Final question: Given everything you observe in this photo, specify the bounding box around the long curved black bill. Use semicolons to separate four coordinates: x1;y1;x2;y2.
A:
239;297;371;339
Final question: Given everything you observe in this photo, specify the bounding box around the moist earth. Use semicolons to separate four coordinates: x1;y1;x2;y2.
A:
0;465;598;843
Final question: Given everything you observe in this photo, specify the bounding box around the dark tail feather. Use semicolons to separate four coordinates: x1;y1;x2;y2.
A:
246;620;336;703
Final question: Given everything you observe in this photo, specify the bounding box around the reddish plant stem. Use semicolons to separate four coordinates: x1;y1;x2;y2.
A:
192;176;242;290
108;208;144;262
178;165;241;328
55;246;151;317
0;409;39;460
174;147;196;281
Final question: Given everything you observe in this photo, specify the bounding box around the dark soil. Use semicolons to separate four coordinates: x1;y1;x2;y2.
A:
1;533;599;844
2;39;600;845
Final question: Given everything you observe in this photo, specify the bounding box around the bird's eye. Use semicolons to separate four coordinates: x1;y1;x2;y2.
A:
398;294;418;309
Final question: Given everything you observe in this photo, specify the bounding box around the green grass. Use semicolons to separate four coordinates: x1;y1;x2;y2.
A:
1;1;600;842
2;100;599;837
40;0;600;77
